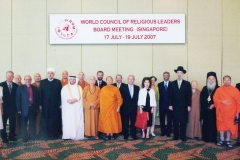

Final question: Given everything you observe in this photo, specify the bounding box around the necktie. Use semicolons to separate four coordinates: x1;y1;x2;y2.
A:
8;84;12;94
99;81;101;87
129;85;133;98
117;83;120;88
164;83;168;91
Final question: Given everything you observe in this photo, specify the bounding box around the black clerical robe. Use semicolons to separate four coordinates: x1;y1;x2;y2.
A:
39;79;62;138
200;86;218;143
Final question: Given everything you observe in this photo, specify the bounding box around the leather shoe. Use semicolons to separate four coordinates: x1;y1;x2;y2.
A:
160;133;166;136
166;134;170;137
132;136;138;140
173;137;179;140
2;139;8;143
181;139;186;142
9;137;17;141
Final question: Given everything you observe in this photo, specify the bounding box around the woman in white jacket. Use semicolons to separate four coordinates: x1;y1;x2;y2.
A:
138;77;157;140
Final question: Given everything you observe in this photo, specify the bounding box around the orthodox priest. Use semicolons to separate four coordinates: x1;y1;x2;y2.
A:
39;68;62;140
200;72;219;143
61;75;84;140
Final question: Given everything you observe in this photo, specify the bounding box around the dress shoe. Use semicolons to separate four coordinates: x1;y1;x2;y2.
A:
160;133;166;136
166;134;170;137
2;139;9;143
22;139;28;143
132;136;138;140
173;137;179;140
181;138;186;142
9;137;17;141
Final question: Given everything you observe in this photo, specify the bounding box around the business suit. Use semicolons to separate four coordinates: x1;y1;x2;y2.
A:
120;84;139;139
0;81;18;141
16;84;39;141
95;80;106;89
169;79;192;141
158;81;173;136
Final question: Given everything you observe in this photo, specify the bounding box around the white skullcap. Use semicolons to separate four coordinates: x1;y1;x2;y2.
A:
47;67;56;74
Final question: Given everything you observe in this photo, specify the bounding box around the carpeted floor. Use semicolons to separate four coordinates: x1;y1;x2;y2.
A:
1;132;240;160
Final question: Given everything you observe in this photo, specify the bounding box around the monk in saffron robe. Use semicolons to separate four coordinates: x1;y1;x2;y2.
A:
78;72;89;89
83;76;100;139
213;75;240;148
61;70;68;87
98;76;123;140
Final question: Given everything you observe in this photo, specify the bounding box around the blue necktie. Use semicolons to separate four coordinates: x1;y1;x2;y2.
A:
164;83;168;91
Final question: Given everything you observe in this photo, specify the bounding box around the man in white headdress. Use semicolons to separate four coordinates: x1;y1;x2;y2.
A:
61;75;84;140
39;67;62;140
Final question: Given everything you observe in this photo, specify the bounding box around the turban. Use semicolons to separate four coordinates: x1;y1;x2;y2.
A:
47;67;56;74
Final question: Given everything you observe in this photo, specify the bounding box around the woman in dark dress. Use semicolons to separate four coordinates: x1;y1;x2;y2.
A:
138;77;157;140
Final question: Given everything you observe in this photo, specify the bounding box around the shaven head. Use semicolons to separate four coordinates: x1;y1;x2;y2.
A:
223;75;231;87
62;70;68;79
106;76;113;85
34;73;41;83
78;72;85;81
89;76;96;86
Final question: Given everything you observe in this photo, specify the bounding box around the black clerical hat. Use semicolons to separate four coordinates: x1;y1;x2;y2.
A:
206;71;218;86
174;66;186;74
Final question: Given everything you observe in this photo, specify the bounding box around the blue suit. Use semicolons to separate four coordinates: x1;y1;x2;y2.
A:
16;85;39;140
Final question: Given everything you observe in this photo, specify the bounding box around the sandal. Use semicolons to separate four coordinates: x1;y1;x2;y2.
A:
226;141;233;148
217;141;224;146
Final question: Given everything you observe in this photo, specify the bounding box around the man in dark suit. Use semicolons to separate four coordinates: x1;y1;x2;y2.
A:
235;83;240;146
120;75;139;140
169;66;192;142
16;75;39;142
95;71;106;89
158;71;173;137
0;71;18;143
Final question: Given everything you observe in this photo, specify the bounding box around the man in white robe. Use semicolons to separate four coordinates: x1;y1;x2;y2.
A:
61;75;84;140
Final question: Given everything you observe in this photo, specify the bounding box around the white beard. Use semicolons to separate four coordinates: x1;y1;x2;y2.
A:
207;81;216;90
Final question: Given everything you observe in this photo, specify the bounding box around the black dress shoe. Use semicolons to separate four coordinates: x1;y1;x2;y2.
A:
2;139;9;143
166;134;170;137
22;139;28;143
173;137;179;140
9;137;17;141
181;139;186;142
132;136;138;140
160;133;166;136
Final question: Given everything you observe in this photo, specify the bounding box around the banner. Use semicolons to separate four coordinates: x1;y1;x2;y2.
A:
50;14;185;44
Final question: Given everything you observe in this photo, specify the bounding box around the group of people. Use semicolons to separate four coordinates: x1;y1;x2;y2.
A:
0;66;240;149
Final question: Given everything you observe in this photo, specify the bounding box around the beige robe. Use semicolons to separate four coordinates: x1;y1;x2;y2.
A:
186;89;202;138
83;85;100;136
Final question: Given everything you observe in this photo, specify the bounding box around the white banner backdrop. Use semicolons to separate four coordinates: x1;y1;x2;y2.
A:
49;14;185;44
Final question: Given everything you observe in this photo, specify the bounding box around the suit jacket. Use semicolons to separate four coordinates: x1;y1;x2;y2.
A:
113;82;126;96
16;85;39;117
120;84;140;113
236;83;240;91
95;80;107;89
0;81;18;114
169;79;192;123
158;81;172;109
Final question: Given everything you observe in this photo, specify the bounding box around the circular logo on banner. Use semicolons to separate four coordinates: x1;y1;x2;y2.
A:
55;19;78;39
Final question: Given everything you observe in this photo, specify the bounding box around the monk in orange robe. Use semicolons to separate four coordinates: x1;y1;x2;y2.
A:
83;76;100;139
78;72;89;89
213;75;240;148
61;70;68;86
98;76;123;140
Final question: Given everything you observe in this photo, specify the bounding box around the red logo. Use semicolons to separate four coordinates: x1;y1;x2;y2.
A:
55;19;78;39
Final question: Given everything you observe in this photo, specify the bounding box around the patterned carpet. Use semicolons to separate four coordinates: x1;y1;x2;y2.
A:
1;132;240;160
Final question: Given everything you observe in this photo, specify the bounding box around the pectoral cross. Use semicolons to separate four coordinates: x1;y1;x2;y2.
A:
207;96;211;103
